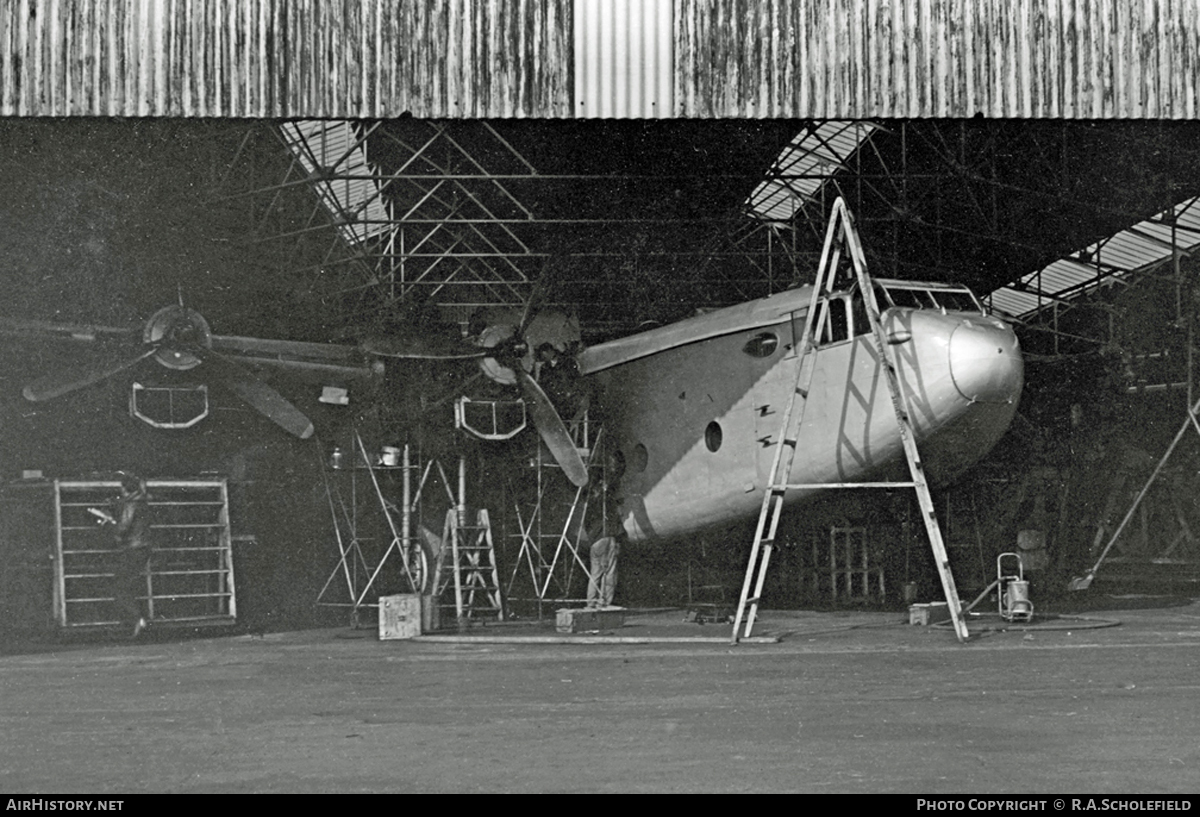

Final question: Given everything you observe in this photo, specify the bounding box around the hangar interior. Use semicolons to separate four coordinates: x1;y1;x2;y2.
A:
1;116;1199;637
2;1;1200;641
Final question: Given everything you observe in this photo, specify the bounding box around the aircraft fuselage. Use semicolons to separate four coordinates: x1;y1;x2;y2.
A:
578;280;1023;544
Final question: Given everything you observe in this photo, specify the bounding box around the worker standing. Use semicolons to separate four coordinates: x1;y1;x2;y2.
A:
111;473;153;638
587;534;620;608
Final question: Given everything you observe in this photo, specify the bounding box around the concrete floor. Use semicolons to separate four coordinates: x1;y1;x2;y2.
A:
2;598;1199;793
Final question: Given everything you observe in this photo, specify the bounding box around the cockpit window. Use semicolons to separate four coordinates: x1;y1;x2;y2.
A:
880;284;983;315
883;287;936;309
795;290;873;350
929;289;982;313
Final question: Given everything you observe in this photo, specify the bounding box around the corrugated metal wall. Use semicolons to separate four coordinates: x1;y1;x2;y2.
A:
674;0;1200;118
0;0;573;117
2;0;1197;119
574;0;673;118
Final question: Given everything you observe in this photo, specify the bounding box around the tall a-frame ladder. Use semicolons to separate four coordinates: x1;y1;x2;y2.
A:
731;198;970;643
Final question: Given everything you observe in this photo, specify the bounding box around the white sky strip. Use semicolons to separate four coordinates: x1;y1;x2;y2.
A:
744;121;878;223
986;196;1200;319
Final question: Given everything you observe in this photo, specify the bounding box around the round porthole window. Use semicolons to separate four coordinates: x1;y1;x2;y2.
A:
742;332;779;358
608;448;626;480
630;443;648;474
705;421;723;452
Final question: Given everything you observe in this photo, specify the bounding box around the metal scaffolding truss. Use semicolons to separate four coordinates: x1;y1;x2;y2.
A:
249;119;546;332
213;119;1200;346
366;120;547;325
214;119;832;340
504;414;611;617
213;120;542;337
316;433;431;625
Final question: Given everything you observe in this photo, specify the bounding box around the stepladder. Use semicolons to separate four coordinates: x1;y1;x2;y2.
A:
434;507;505;625
731;197;970;643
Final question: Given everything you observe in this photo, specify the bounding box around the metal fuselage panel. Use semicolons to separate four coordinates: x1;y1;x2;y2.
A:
587;294;1023;544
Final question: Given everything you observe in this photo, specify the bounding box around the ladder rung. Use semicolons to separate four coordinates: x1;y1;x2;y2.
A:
775;481;917;490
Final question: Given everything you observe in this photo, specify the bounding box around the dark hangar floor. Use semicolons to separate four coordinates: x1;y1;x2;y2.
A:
2;599;1198;794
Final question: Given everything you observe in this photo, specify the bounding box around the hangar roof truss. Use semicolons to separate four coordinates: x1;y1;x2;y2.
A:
744;121;879;228
986;196;1200;320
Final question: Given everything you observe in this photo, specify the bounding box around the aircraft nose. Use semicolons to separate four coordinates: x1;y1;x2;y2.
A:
949;319;1023;404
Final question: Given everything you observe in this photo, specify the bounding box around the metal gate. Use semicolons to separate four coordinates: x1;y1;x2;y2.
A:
53;479;236;628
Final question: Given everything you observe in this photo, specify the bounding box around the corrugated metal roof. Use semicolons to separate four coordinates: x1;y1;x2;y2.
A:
278;121;391;249
986;197;1200;319
744;121;878;223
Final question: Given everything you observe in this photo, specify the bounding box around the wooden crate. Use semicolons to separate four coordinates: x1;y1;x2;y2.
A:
379;594;422;640
908;601;951;626
556;607;625;633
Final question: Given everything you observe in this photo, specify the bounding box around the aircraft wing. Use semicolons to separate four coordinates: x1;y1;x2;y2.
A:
210;334;379;382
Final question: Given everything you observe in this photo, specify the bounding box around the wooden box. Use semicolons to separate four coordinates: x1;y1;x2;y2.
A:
556;607;625;634
379;594;422;640
908;601;951;626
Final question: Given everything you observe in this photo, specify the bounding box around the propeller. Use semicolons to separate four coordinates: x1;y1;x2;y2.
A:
515;367;589;487
14;305;328;440
479;303;589;487
192;347;315;440
364;298;589;487
23;347;158;402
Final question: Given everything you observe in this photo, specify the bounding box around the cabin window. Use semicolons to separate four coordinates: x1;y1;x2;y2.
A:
850;289;870;336
630;443;649;474
705;421;723;452
742;332;779;358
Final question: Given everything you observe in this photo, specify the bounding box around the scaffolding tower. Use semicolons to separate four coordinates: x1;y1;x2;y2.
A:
505;413;609;617
316;432;430;625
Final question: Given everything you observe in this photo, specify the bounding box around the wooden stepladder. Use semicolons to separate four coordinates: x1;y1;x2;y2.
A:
731;197;970;643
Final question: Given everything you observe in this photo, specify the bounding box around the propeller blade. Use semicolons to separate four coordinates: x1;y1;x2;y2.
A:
516;368;588;488
22;347;159;402
362;334;487;361
517;272;550;340
0;316;140;343
198;349;315;440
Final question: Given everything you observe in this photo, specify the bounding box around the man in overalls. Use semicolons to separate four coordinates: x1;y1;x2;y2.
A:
587;535;620;609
